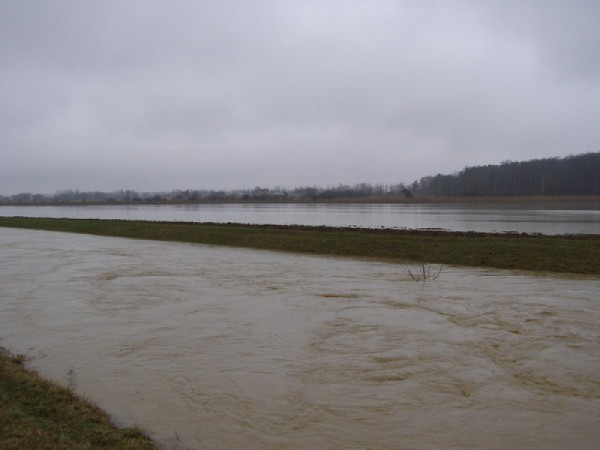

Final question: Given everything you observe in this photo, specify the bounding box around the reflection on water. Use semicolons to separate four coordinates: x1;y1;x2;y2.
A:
1;227;599;449
1;202;599;234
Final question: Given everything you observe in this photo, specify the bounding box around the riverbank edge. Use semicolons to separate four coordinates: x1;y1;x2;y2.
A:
0;347;156;449
1;217;599;275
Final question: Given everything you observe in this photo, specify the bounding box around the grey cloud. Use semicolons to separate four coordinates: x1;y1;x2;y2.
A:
1;0;599;194
475;0;600;82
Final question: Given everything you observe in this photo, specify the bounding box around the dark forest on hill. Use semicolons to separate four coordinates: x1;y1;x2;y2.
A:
414;152;600;197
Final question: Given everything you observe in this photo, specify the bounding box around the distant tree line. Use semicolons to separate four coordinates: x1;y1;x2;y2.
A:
414;152;600;197
0;183;414;204
1;152;598;204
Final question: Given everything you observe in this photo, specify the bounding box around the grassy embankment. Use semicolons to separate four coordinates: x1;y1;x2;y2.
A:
0;349;155;450
1;216;599;275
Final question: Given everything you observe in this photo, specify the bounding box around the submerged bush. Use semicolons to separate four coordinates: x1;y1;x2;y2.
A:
407;264;443;281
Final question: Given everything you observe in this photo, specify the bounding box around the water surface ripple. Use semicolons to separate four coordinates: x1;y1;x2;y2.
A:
0;228;599;449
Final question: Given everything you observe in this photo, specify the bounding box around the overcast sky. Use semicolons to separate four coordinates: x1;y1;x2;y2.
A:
1;0;599;194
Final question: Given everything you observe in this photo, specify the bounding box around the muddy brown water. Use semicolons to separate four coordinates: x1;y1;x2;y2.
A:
1;227;599;449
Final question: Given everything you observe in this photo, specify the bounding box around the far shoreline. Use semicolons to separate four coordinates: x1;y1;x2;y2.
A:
2;194;600;207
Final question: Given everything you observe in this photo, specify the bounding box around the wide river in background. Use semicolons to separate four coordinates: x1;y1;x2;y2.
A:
1;202;599;234
1;227;599;449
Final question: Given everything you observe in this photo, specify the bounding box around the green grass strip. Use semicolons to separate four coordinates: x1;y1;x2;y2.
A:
1;216;599;275
0;348;155;450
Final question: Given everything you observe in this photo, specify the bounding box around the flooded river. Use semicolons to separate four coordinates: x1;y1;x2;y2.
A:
1;227;599;449
2;202;599;234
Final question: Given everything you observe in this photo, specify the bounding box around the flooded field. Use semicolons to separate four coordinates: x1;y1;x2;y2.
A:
1;227;599;449
2;202;599;234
